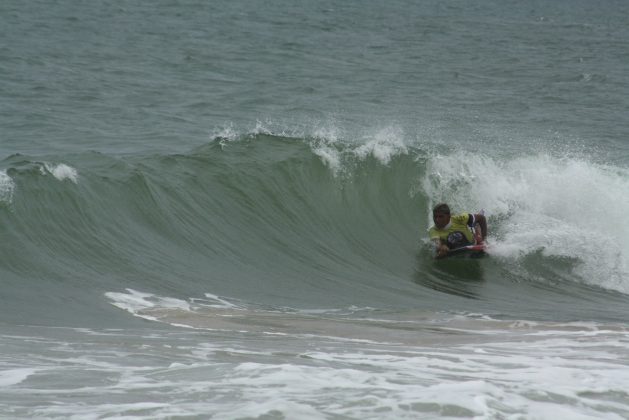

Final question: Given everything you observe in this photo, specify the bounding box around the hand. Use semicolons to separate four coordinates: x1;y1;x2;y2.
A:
474;232;484;244
437;244;449;257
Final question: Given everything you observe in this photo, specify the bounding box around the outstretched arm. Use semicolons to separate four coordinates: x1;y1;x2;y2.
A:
473;213;487;243
433;239;449;258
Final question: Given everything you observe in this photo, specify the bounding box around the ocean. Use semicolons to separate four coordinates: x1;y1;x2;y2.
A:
1;0;629;418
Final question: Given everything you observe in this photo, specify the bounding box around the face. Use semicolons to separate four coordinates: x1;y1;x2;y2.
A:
433;212;451;229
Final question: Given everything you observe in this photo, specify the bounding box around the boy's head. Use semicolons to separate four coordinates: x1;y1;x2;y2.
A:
432;203;451;229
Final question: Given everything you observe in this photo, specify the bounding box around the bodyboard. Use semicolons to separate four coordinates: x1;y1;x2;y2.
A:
440;244;487;259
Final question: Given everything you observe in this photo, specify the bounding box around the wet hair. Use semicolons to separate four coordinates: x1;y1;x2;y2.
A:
432;203;450;215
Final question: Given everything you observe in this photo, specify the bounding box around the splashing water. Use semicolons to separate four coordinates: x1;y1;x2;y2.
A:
423;152;629;292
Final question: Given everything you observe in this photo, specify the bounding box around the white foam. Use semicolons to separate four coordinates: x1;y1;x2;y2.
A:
43;163;79;183
200;293;242;309
209;331;629;418
310;125;409;176
354;126;408;165
252;119;274;136
105;289;191;320
312;145;342;174
312;122;341;145
4;316;629;419
214;399;323;420
0;170;15;204
423;152;629;293
210;122;239;142
210;120;410;176
0;368;37;387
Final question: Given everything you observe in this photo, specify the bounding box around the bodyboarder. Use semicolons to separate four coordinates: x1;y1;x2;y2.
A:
428;203;487;258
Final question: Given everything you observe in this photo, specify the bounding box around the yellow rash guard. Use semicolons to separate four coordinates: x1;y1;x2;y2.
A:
428;213;476;249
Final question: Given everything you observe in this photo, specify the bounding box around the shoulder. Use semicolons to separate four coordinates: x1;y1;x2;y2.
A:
451;213;470;224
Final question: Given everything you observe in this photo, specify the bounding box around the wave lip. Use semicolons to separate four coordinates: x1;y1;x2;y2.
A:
42;163;79;183
0;170;15;204
309;125;409;176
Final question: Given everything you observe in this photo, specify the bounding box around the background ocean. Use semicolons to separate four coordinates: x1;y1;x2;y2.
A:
2;0;629;418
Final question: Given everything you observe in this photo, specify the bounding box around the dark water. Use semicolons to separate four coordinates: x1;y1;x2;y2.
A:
1;0;629;418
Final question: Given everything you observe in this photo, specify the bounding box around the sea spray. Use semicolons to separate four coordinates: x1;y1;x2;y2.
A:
0;170;15;204
310;125;410;176
354;126;408;165
43;163;79;183
423;151;629;292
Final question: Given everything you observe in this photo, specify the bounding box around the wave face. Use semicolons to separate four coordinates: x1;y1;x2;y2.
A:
3;130;629;419
1;130;628;326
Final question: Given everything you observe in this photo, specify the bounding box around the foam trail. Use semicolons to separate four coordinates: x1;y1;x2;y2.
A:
104;289;191;321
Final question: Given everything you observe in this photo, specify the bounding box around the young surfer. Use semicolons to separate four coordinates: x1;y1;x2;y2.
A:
428;203;487;258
